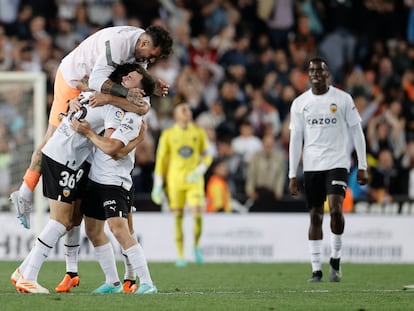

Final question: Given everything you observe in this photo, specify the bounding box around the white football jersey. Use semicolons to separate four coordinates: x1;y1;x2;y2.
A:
89;112;142;191
42;103;125;171
59;26;146;91
289;86;362;172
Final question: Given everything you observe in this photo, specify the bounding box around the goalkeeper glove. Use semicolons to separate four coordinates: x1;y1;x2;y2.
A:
151;174;165;205
186;163;208;183
151;185;165;205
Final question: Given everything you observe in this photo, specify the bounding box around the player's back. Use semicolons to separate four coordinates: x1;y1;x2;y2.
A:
59;26;143;84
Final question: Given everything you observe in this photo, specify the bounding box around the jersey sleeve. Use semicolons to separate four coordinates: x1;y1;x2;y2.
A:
110;113;141;146
344;93;362;127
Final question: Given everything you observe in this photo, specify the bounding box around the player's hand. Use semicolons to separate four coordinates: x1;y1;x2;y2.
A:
126;87;145;105
89;93;112;107
289;178;300;197
68;96;82;111
151;185;165;205
186;170;203;183
153;78;169;97
71;118;91;135
357;169;368;185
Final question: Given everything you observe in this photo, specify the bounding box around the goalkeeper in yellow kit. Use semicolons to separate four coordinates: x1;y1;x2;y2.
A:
151;101;212;267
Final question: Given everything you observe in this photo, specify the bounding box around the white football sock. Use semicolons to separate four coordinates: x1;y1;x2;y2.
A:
124;243;153;286
330;233;342;259
65;225;81;273
95;243;119;285
308;239;323;272
23;219;67;281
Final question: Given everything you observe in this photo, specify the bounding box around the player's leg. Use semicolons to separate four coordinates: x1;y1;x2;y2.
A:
16;155;79;293
308;205;324;282
10;69;80;229
167;187;186;266
122;210;138;293
84;215;123;293
326;168;348;282
187;185;205;265
56;162;90;292
104;187;156;294
55;200;83;293
304;171;326;282
81;181;122;293
16;199;72;294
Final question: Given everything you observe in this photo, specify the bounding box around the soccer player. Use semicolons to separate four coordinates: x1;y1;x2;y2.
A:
10;24;173;229
151;101;212;267
70;65;157;294
10;64;155;294
288;57;368;282
54;64;152;294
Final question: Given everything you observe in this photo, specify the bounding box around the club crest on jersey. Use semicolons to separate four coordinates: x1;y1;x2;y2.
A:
115;110;124;120
330;103;337;113
179;146;194;158
62;187;71;197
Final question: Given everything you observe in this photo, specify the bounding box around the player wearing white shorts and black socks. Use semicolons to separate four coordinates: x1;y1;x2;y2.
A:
288;57;368;282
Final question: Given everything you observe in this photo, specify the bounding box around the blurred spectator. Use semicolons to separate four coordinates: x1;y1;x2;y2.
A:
245;134;286;211
174;66;206;119
231;120;263;164
366;109;406;160
206;159;232;213
132;130;156;194
200;0;230;38
104;1;128;27
259;0;296;51
196;100;226;130
8;4;33;40
123;0;161;27
0;0;21;35
72;3;94;39
54;18;83;54
288;14;318;67
216;77;248;135
0;25;13;71
247;87;281;137
14;44;42;72
296;0;324;39
216;135;246;201
367;148;400;204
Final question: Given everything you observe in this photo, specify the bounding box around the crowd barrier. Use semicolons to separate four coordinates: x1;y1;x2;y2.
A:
0;211;413;263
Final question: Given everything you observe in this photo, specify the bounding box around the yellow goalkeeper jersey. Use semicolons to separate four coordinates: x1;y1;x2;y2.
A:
154;123;210;188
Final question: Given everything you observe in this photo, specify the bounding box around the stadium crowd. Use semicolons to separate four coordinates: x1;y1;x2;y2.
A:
1;0;414;212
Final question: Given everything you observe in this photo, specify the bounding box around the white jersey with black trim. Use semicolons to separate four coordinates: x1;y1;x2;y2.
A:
42;101;125;171
289;85;362;172
59;26;146;90
89;112;142;191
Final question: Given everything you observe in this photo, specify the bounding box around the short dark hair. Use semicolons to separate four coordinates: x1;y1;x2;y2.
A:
145;25;173;60
309;57;328;67
109;63;155;95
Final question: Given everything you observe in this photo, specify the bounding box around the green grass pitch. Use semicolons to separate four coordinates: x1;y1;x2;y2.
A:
1;261;414;310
